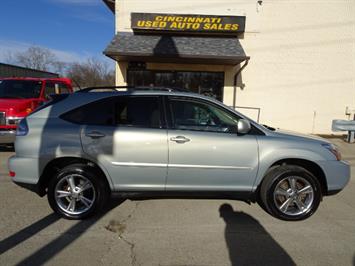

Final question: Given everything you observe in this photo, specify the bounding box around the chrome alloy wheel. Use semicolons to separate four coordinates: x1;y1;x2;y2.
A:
54;174;96;215
273;176;314;216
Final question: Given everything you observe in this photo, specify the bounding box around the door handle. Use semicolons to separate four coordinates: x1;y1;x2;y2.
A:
170;136;190;143
85;131;106;139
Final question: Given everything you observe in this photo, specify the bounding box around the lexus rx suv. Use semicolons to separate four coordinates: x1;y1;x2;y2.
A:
8;87;350;220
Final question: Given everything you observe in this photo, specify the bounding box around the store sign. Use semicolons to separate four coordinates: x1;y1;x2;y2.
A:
131;13;245;35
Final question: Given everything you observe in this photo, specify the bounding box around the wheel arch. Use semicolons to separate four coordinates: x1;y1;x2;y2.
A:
256;158;328;196
37;156;112;197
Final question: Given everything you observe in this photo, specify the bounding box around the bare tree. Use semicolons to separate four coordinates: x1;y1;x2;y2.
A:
4;46;115;85
3;51;16;65
5;46;64;73
66;58;115;88
51;61;67;75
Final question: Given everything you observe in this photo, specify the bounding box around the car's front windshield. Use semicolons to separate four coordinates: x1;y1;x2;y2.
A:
0;80;42;99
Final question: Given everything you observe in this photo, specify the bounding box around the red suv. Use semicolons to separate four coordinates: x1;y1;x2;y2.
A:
0;77;73;144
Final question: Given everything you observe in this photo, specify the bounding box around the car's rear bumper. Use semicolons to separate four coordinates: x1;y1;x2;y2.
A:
317;160;351;195
8;155;42;196
0;130;16;144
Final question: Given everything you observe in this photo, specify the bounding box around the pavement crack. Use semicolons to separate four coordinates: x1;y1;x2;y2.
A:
104;201;140;266
105;201;139;234
120;234;137;266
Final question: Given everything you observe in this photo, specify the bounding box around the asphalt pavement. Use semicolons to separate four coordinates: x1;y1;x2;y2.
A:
0;138;354;266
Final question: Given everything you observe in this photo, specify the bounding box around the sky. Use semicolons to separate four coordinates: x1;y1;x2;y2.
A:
0;0;114;66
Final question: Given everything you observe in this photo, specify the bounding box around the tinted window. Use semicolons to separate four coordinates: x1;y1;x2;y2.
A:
169;98;239;133
62;96;162;128
62;98;115;126
115;96;161;128
0;80;42;99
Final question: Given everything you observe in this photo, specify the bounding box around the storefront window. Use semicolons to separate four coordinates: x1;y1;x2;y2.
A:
127;70;224;101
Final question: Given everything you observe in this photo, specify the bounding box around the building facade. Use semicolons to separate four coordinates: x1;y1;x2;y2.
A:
103;0;355;134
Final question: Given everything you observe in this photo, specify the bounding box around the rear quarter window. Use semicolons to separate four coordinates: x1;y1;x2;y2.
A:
61;98;115;126
60;96;162;128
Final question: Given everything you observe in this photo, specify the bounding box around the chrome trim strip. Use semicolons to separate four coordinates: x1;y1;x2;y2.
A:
112;162;167;168
169;164;251;170
6;116;24;120
112;162;251;170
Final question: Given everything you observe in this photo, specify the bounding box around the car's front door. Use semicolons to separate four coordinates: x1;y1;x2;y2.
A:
78;95;168;191
166;97;259;192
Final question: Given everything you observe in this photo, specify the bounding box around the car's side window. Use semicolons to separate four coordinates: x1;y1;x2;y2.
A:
61;98;115;126
169;98;240;133
58;83;70;94
61;96;162;128
44;82;70;99
44;82;56;100
114;96;162;128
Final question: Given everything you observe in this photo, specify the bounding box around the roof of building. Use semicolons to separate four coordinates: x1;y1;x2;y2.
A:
104;32;249;65
0;62;59;78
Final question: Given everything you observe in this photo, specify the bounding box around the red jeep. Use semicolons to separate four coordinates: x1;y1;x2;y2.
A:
0;77;73;144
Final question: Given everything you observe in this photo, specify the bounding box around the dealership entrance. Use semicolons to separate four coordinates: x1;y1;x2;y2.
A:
127;70;224;101
104;13;249;105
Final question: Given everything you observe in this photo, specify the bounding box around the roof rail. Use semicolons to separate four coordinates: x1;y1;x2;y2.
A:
76;86;189;93
76;86;133;93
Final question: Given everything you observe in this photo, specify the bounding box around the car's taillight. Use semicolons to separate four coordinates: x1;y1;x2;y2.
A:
16;119;29;136
9;171;16;177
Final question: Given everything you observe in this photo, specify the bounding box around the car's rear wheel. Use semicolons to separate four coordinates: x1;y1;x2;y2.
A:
260;165;322;221
47;163;109;219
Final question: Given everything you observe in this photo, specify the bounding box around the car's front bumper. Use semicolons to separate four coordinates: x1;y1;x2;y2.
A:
317;160;351;195
0;130;16;144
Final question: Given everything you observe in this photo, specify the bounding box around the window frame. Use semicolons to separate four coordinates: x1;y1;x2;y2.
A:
60;95;167;129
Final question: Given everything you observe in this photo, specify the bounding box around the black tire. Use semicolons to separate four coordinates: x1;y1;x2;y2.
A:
256;166;278;215
47;163;109;220
260;165;322;221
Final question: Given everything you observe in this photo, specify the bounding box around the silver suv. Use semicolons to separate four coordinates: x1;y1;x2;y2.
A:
8;87;350;220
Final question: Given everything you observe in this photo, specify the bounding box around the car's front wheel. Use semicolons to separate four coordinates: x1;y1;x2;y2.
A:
260;165;322;221
47;163;109;219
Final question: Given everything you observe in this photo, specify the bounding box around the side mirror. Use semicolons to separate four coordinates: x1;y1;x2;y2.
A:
237;119;251;134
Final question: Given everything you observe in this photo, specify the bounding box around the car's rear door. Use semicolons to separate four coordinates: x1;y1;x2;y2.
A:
64;95;168;191
165;96;259;192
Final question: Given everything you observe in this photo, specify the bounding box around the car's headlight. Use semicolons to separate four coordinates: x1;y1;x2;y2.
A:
6;117;24;125
322;143;342;161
